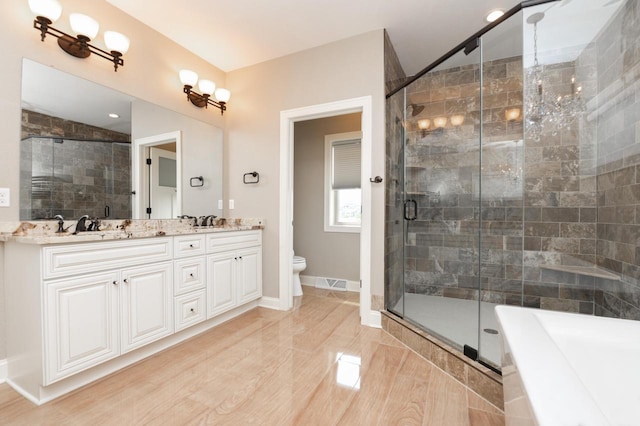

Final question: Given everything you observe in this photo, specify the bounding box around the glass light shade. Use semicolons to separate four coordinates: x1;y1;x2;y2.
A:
450;114;465;126
486;9;504;23
433;116;447;128
179;69;198;87
418;119;430;130
69;13;99;40
198;79;216;96
29;0;62;22
505;108;521;121
104;31;130;54
215;88;231;103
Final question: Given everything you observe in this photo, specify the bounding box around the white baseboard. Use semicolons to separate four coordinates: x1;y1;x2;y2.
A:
367;310;382;328
300;274;360;293
0;359;7;383
258;296;283;310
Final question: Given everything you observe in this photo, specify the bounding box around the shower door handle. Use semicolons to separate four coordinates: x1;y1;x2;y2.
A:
404;199;417;221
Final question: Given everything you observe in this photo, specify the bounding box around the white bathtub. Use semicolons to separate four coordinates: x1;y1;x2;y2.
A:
495;305;640;425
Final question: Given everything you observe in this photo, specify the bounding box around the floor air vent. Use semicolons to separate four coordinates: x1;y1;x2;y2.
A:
315;277;347;291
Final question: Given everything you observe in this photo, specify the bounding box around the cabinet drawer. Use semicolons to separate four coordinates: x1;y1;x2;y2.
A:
206;230;261;254
173;235;206;259
174;289;206;332
43;238;173;280
174;257;206;295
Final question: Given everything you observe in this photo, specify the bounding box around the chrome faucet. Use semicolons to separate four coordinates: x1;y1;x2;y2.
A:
73;215;89;234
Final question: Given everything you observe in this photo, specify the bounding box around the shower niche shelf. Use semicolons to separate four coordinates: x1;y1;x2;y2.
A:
539;264;620;281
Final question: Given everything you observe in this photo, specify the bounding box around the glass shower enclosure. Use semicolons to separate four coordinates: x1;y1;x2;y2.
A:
20;136;131;220
385;0;637;370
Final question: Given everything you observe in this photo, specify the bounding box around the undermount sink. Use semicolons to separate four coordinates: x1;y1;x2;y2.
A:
495;305;640;425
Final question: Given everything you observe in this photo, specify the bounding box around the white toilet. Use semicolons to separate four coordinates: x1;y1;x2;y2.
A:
292;255;306;296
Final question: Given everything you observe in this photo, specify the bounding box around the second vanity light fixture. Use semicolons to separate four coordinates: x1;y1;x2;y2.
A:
29;0;130;72
417;114;465;137
179;70;231;115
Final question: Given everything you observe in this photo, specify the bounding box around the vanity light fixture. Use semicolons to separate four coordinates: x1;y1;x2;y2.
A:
417;114;465;137
179;69;231;115
29;0;130;71
505;107;521;121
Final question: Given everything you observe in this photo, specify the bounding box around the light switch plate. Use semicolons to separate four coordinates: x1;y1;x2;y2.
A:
0;188;10;207
229;199;235;210
218;199;223;210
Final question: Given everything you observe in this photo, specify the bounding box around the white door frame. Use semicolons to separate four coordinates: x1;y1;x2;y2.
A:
279;96;376;326
132;131;182;219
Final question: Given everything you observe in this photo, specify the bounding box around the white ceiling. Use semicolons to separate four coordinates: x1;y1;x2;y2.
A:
106;0;522;76
22;59;134;135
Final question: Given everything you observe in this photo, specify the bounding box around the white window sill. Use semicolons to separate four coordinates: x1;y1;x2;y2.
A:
324;224;361;234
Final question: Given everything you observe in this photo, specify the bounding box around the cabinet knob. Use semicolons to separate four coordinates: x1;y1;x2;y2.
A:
239;256;243;260
234;257;238;260
112;281;118;285
189;244;194;248
189;273;194;277
123;279;129;284
190;308;195;313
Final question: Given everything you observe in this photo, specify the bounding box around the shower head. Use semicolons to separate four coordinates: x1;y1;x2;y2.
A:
409;104;425;117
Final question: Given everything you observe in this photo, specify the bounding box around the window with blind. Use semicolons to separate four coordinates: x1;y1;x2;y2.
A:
324;131;362;233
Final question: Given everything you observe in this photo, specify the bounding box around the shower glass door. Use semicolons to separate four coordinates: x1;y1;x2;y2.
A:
402;44;482;355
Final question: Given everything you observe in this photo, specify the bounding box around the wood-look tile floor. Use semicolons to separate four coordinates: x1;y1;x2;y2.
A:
0;287;505;425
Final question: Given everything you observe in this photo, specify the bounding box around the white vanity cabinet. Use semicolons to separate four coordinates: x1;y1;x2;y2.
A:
4;229;262;404
44;261;174;384
206;231;262;318
41;238;174;384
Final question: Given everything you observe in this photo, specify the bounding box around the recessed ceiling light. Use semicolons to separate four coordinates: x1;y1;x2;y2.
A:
486;9;505;22
108;113;120;119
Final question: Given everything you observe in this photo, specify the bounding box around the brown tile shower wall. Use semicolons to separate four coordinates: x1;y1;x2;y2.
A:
21;110;131;220
520;51;599;314
21;110;130;142
401;52;607;314
384;30;407;95
593;0;640;320
402;56;527;306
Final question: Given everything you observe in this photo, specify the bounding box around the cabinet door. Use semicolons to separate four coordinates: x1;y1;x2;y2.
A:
121;262;174;353
44;272;119;385
207;252;236;318
237;246;262;304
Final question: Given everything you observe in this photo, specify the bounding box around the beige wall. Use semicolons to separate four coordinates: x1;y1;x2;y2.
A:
225;29;386;300
294;114;361;282
0;1;227;359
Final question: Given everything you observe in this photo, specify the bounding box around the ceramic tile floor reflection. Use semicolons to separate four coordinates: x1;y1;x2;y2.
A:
0;287;504;425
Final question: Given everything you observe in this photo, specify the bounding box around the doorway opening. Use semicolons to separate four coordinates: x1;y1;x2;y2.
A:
293;114;362;298
132;131;182;219
279;96;376;326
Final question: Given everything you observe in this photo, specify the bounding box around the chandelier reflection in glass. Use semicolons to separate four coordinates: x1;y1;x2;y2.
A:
524;12;585;141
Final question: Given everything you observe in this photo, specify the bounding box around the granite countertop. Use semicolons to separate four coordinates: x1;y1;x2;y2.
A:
0;218;264;245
